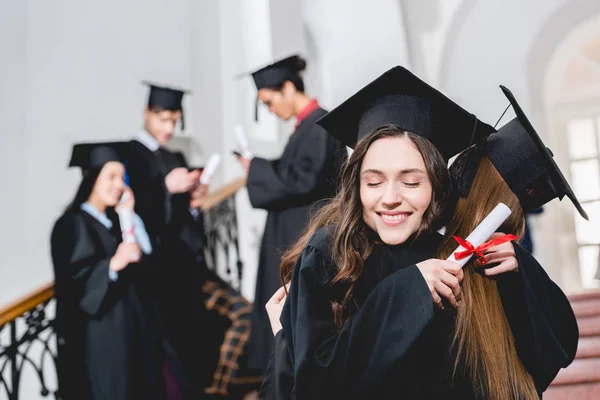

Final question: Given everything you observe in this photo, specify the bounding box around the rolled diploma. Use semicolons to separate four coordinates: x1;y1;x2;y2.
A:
117;192;136;243
199;153;221;184
235;124;253;158
446;202;512;267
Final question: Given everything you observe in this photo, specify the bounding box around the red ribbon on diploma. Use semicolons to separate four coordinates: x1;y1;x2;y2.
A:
124;226;135;240
452;234;518;263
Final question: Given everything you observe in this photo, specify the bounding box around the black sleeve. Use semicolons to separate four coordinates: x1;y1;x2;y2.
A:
246;127;333;211
51;214;117;316
260;330;296;400
281;242;435;400
497;243;579;391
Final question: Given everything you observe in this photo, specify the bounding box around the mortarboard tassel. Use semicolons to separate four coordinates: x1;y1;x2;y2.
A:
493;103;512;129
254;96;259;122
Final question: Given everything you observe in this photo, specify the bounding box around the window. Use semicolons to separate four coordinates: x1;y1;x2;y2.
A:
566;117;600;288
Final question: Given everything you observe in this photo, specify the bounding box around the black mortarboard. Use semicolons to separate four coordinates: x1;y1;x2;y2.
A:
143;81;190;130
450;86;588;220
238;54;306;120
315;66;496;160
248;54;304;91
69;142;129;171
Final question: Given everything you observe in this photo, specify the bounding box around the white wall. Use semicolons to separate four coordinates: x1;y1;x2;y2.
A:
0;0;28;303
302;0;412;108
439;0;571;123
0;0;194;307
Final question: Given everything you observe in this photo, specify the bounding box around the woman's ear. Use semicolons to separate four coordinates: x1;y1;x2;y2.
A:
282;80;297;97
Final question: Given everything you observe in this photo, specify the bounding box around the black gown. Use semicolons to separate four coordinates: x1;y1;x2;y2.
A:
126;140;221;391
260;330;295;400
50;209;186;400
246;107;347;372
274;226;578;399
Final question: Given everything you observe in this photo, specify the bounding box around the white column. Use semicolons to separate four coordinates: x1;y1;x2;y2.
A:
302;0;412;107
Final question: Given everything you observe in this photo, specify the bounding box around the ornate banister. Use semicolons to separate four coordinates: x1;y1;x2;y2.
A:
200;177;247;290
0;283;58;399
200;176;247;211
0;284;54;328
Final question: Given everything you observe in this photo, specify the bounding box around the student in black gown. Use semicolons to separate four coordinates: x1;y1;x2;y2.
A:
126;83;261;397
125;83;211;393
263;80;582;399
259;66;495;399
237;54;347;373
434;86;584;398
51;143;187;400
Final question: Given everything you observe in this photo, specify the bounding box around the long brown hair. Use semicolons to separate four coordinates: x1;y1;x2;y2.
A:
438;156;537;399
280;125;451;328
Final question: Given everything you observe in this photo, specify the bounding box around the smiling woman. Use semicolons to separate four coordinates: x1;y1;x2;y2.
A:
51;142;188;400
359;129;448;245
279;123;456;326
258;66;497;400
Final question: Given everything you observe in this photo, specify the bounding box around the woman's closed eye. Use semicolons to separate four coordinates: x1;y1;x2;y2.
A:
366;181;383;187
403;181;421;188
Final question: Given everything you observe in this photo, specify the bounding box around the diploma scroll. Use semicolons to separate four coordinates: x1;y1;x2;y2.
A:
117;192;136;243
235;124;253;159
199;153;221;185
446;203;512;267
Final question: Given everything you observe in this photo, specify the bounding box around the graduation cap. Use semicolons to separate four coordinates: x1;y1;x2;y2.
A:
245;54;305;91
238;54;306;120
143;81;190;130
315;66;496;160
69;142;129;172
450;86;588;220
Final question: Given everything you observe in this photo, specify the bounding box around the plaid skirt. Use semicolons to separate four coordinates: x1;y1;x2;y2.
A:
201;280;263;397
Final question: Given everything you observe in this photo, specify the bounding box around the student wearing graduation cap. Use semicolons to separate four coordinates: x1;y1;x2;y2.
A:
434;85;582;399
127;82;206;249
127;83;262;397
257;66;495;400
263;80;581;400
237;54;347;373
126;83;213;392
50;142;188;400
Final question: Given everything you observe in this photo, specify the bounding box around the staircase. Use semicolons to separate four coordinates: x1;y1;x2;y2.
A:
545;290;600;399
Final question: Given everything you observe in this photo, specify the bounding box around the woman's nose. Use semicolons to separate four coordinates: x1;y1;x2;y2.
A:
381;183;402;207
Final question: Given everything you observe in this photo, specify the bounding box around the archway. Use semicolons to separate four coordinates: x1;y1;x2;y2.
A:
529;7;600;290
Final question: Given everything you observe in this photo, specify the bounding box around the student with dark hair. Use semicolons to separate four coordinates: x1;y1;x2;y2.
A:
237;55;348;372
51;143;187;400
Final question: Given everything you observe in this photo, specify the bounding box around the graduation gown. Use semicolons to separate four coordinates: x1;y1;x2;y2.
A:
277;227;578;400
126;140;206;266
126;140;220;391
260;330;295;400
246;107;347;371
51;209;183;400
